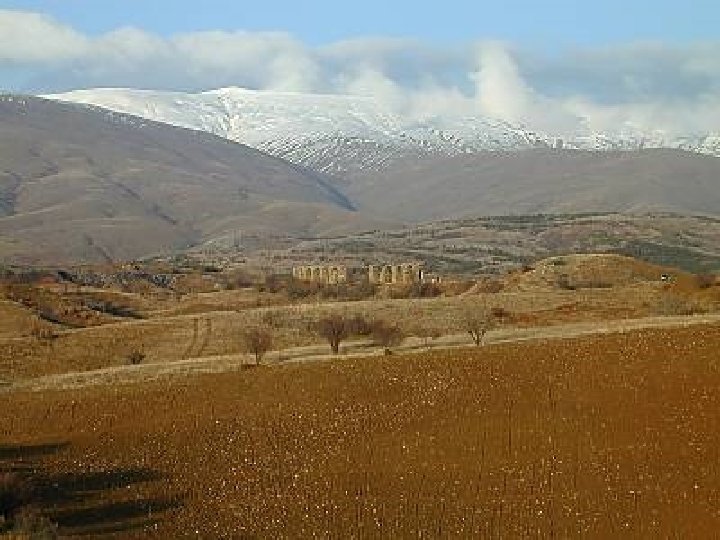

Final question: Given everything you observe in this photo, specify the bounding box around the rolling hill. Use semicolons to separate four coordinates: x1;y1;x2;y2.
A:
0;95;368;264
345;148;720;222
3;91;720;266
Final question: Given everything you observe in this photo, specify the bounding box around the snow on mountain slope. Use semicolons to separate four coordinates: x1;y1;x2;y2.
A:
46;87;720;178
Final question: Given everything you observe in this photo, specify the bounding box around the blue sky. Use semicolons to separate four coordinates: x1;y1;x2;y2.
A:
1;0;717;46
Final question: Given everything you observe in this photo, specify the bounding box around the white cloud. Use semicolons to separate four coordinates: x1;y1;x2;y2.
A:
2;9;720;135
473;42;534;123
0;10;88;62
172;31;323;92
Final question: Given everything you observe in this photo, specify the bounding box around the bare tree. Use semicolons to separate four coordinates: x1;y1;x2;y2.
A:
317;314;350;354
240;326;274;365
461;304;498;346
370;319;404;351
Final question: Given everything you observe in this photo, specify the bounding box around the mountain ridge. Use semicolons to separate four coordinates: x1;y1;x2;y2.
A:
47;87;720;179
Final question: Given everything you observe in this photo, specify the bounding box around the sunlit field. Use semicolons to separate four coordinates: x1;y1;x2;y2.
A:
3;323;719;537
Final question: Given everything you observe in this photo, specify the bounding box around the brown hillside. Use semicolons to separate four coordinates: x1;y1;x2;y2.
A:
346;148;720;222
0;96;364;264
501;254;679;292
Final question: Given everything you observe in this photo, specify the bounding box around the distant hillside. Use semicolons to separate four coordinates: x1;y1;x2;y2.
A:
263;213;720;276
345;149;720;222
0;95;365;264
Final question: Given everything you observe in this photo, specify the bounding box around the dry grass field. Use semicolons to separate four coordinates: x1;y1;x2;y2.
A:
0;282;701;381
1;254;718;382
2;323;720;537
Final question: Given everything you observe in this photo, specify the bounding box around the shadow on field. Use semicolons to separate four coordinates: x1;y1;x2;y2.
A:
1;442;182;536
0;442;69;467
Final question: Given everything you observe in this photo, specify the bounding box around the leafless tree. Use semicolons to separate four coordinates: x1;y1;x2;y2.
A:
317;314;350;354
240;326;274;365
461;304;498;346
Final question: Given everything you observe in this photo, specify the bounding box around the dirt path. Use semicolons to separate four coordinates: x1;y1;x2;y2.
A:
3;313;720;393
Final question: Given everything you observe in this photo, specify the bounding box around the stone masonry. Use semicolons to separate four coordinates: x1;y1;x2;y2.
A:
292;265;350;285
367;263;424;285
292;263;424;285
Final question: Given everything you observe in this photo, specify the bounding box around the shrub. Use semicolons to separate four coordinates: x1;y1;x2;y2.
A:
83;299;140;318
412;325;442;349
340;281;377;301
472;279;504;294
224;269;254;290
317;314;350;354
655;293;706;316
461;305;500;346
260;310;286;329
389;282;441;299
285;279;320;300
240;326;274;365
285;280;377;302
128;349;146;365
346;314;373;336
695;274;716;289
256;274;286;294
6;507;58;539
29;321;57;342
370;320;404;349
490;307;513;322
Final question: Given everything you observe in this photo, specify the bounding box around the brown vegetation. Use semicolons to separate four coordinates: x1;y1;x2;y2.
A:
411;325;442;349
239;326;274;365
461;303;500;346
369;319;404;350
127;349;146;366
316;314;351;354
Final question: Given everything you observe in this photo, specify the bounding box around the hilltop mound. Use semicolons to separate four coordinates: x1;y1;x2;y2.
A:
501;254;677;292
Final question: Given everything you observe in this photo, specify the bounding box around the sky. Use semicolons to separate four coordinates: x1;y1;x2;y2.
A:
1;0;717;45
1;1;719;134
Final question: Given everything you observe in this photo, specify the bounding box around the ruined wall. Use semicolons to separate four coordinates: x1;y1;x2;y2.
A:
293;262;425;285
367;263;423;285
292;265;349;285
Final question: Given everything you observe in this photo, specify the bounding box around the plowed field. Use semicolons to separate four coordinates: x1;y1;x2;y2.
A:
2;323;720;537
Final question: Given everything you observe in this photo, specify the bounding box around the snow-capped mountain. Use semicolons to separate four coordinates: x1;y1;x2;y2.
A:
46;87;720;178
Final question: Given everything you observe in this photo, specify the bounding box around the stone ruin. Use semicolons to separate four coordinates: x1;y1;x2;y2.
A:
292;265;352;285
292;263;424;285
367;263;424;285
